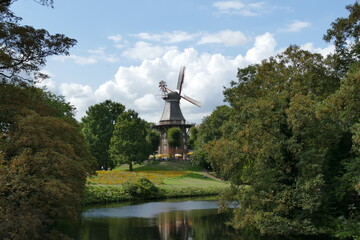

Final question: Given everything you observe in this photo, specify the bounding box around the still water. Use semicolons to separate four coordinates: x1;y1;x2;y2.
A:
64;198;237;240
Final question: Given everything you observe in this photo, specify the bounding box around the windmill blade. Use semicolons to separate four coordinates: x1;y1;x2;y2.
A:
177;66;185;95
181;94;201;107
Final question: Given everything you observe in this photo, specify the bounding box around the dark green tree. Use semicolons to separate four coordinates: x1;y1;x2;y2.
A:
0;84;96;240
81;100;126;169
146;129;160;156
109;110;151;171
209;41;359;238
187;126;198;150
167;127;182;156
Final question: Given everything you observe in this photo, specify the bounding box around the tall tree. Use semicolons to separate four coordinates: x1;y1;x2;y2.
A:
109;110;151;171
0;84;96;239
146;129;160;156
81;100;125;169
167;127;182;156
192;105;231;171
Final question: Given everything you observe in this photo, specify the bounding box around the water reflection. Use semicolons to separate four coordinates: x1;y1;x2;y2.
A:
65;199;235;240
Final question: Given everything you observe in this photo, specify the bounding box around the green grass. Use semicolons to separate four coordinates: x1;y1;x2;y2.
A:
115;160;203;172
163;173;228;187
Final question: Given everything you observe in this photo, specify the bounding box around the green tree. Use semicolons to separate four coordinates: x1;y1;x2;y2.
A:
0;0;76;84
167;127;182;156
188;126;198;150
192;105;231;170
323;2;360;77
208;45;352;236
0;84;96;239
81;100;126;169
146;129;160;156
109;110;151;171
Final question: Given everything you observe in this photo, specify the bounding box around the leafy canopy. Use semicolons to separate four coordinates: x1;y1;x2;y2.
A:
81;100;125;169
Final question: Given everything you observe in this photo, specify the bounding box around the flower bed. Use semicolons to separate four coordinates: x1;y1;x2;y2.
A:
87;170;191;185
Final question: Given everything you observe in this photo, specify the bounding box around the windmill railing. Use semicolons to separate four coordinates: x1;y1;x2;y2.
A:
156;120;196;126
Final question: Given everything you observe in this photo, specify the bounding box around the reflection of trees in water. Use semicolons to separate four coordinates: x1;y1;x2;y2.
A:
64;209;237;240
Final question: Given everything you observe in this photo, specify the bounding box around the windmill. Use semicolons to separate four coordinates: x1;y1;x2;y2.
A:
154;66;200;158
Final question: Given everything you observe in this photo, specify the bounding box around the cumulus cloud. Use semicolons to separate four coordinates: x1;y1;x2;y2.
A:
132;31;198;44
300;42;335;57
55;32;334;124
198;30;249;46
122;41;177;60
281;20;311;32
245;32;276;63
213;1;264;16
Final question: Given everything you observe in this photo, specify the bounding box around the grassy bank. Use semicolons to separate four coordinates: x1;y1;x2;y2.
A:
84;161;228;205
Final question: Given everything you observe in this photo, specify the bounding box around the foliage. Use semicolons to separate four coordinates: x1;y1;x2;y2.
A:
84;184;225;205
81;100;125;169
0;0;76;84
146;129;160;155
188;126;198;150
205;42;360;237
0;85;96;239
323;1;360;77
109;110;151;171
192;105;232;170
122;177;159;199
167;127;182;155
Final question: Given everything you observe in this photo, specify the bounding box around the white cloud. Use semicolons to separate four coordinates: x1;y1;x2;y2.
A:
132;31;198;44
245;32;276;63
108;34;122;42
135;94;160;111
56;32;334;124
52;47;119;65
300;42;335;57
60;83;96;118
122;41;177;60
213;1;264;16
53;55;97;65
213;1;244;11
198;30;249;46
281;20;311;32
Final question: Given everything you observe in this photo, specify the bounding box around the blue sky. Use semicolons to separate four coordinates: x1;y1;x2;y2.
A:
11;0;355;123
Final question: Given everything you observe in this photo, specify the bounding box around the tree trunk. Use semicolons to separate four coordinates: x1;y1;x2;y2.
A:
129;161;133;171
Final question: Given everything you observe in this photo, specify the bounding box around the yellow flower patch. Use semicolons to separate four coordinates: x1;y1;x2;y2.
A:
87;170;190;185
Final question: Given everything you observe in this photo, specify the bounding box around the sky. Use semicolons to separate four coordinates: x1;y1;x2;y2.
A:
11;0;355;124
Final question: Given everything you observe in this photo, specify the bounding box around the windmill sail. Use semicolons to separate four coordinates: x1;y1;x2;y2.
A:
177;66;185;95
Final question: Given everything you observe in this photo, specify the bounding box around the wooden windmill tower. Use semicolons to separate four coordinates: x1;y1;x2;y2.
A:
153;66;201;157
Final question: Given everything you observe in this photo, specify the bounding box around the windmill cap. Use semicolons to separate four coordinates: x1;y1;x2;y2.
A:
165;91;181;100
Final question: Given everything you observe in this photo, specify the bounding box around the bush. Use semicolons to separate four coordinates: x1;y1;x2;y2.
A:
122;177;159;199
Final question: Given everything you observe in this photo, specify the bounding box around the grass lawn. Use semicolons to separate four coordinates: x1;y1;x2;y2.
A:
88;160;227;188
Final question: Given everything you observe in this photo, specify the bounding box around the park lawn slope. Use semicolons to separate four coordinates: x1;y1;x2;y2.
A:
84;161;228;205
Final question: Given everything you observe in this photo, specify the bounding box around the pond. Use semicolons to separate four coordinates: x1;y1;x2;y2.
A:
63;198;236;240
63;198;336;240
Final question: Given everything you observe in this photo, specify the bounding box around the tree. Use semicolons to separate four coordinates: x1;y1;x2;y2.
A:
167;127;182;156
81;100;125;169
187;126;198;150
192;105;231;170
146;129;160;156
0;84;96;239
207;44;360;236
323;2;360;77
0;0;76;84
109;110;151;171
